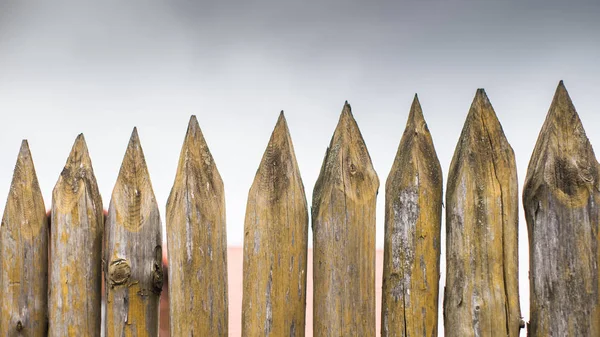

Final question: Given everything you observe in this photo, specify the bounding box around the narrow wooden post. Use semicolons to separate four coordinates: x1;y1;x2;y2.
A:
0;140;48;336
242;112;308;336
444;90;522;337
49;134;104;336
381;95;442;336
104;128;163;337
523;81;600;336
312;102;379;336
166;116;228;336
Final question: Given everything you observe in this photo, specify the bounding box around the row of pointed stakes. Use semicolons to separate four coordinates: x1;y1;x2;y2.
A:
0;80;597;336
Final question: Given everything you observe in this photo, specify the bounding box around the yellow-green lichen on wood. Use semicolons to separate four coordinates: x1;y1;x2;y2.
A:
49;134;104;337
104;128;163;337
167;116;228;336
523;81;600;336
242;112;308;336
312;102;379;337
0;140;48;336
382;96;442;337
444;90;522;337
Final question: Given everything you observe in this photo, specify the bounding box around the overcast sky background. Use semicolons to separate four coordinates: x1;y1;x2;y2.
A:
1;0;599;333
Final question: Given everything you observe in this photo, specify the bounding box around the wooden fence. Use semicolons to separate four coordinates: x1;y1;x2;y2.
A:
0;80;597;336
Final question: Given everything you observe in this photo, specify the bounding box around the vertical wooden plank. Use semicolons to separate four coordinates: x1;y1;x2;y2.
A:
166;116;228;336
0;140;48;336
523;81;600;336
381;96;442;336
49;134;104;336
444;89;522;337
242;112;308;336
104;128;163;337
312;102;379;336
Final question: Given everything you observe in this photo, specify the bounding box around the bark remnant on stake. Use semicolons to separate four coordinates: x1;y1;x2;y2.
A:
49;134;104;337
104;128;163;337
167;116;228;336
312;102;379;337
242;112;309;336
523;81;600;336
444;90;522;337
381;95;442;337
0;140;48;337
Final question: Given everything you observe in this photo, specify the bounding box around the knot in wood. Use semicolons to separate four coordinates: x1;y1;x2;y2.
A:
108;258;131;286
152;260;163;294
16;321;23;332
349;163;357;175
152;245;163;294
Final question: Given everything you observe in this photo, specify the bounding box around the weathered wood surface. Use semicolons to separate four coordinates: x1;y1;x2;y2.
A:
104;128;163;337
381;95;442;337
523;81;600;336
49;134;104;337
312;102;379;336
166;116;228;336
242;112;308;336
0;140;48;336
444;90;522;337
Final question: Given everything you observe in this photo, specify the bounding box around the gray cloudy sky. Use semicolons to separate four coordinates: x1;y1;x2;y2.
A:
1;0;599;331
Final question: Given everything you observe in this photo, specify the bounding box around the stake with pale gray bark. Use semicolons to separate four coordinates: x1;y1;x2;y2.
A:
523;81;600;336
242;112;308;336
381;95;442;337
444;90;522;337
104;128;163;337
167;116;228;336
49;134;104;337
0;140;48;336
312;102;379;337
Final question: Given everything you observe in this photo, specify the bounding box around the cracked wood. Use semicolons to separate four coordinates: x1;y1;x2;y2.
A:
242;112;308;337
523;81;600;336
104;128;163;337
166;116;228;336
444;90;522;337
381;95;442;337
0;141;48;336
312;102;379;337
49;134;104;336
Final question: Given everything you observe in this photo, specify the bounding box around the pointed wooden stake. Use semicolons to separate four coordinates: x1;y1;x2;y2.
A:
49;134;104;337
0;140;48;336
444;90;522;337
166;116;228;336
242;111;309;336
381;95;443;336
312;102;379;336
104;128;163;337
523;81;600;336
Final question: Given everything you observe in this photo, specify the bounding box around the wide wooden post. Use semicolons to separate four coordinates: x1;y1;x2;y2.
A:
242;112;308;336
104;128;163;337
0;140;48;336
312;102;379;336
49;134;104;336
166;116;228;336
444;90;522;337
381;95;442;337
523;81;600;335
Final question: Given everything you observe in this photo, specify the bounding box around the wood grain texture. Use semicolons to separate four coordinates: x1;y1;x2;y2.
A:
104;128;163;337
166;116;228;336
444;90;522;337
0;140;48;336
312;102;379;337
523;81;600;336
49;134;104;337
242;112;308;337
381;96;442;337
